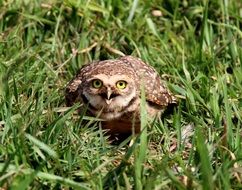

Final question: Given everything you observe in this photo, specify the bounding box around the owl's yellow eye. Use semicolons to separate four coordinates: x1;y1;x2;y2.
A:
92;79;103;88
116;80;127;89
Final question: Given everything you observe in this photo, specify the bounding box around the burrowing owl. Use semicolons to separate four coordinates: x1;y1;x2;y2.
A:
65;56;176;136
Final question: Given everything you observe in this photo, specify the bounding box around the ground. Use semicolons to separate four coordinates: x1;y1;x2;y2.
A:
0;0;241;189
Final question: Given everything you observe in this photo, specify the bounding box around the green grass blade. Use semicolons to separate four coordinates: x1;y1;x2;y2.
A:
25;133;58;159
195;127;214;190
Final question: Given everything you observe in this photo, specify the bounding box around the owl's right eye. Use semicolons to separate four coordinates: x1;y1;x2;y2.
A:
92;79;103;88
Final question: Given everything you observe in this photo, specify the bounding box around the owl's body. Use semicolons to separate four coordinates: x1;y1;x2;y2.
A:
66;56;176;136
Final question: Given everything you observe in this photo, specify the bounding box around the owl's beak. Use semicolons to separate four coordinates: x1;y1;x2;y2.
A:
105;88;112;105
100;87;118;105
107;88;112;100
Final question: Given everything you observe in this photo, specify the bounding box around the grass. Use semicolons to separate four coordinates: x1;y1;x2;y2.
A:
0;0;242;189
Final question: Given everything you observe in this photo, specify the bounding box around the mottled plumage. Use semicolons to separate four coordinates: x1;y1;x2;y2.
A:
65;56;176;136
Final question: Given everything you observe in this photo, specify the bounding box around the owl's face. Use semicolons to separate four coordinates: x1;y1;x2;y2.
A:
81;74;137;120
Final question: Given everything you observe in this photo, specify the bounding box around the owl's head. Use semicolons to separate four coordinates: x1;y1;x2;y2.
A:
81;74;137;120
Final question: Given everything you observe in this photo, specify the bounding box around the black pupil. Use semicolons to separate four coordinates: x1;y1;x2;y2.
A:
119;82;123;86
94;80;101;86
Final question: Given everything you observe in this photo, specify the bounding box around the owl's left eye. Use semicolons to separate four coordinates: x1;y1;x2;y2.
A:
92;79;103;88
116;80;127;89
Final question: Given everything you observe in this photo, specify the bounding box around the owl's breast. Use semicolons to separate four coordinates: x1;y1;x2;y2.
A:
102;114;141;135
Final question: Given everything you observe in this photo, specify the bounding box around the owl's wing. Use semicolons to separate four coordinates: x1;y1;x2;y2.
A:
145;74;177;107
146;87;177;107
65;77;82;106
